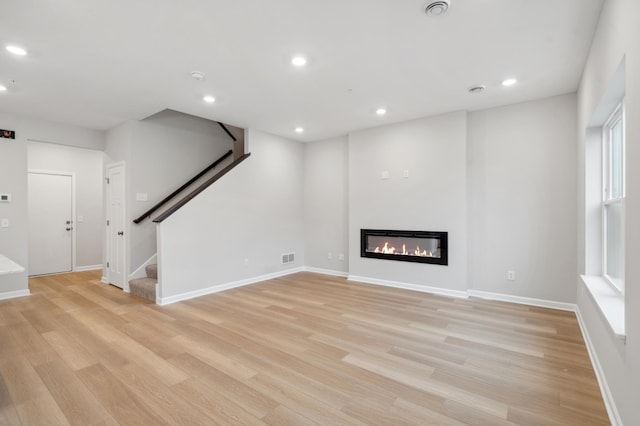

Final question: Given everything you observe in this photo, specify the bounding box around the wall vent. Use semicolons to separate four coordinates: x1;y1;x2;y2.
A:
281;253;295;264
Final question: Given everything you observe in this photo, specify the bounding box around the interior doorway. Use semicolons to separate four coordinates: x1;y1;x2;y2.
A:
105;162;126;289
28;171;75;276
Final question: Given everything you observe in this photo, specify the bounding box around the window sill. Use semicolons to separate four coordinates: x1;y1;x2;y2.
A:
580;275;625;342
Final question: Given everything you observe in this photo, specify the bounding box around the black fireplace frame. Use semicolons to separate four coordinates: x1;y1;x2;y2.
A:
360;229;448;265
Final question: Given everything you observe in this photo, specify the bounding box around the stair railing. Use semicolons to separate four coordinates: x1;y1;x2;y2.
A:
152;152;251;223
133;149;233;224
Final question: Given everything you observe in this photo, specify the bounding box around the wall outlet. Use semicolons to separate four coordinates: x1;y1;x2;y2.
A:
381;171;390;180
403;170;409;178
0;218;8;228
339;253;345;261
328;252;333;260
507;270;516;281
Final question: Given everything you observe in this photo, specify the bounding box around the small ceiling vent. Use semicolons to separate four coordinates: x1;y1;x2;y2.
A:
424;0;450;16
468;85;486;94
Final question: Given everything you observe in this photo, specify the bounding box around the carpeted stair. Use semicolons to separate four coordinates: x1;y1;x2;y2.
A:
129;264;157;302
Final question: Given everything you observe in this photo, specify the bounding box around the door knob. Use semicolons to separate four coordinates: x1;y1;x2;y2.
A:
117;231;124;236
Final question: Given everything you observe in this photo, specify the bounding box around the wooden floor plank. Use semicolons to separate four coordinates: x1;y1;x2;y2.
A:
0;270;609;425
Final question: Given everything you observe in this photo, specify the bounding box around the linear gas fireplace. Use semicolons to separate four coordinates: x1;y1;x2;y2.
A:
361;229;448;265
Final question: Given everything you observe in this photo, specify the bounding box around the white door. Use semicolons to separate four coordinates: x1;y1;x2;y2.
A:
106;163;126;288
28;172;74;276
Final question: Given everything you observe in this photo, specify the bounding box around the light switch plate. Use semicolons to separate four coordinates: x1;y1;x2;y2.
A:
1;218;8;228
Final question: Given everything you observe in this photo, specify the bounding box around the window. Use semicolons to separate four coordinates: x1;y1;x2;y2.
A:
602;102;625;293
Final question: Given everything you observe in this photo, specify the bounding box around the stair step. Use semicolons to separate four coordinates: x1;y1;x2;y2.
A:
129;277;156;302
145;263;158;279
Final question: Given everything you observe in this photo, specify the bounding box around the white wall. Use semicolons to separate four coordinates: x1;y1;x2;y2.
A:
577;0;640;424
0;113;28;295
0;111;104;296
158;129;304;301
303;136;349;274
129;110;234;271
104;111;235;275
28;141;104;268
467;94;578;303
348;111;467;292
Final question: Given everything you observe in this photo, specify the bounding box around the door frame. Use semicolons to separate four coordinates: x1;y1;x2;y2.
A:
105;161;127;290
27;169;77;273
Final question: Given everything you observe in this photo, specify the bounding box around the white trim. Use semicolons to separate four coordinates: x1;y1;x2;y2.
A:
575;307;623;426
580;275;625;340
467;289;576;312
74;264;102;272
302;266;348;278
129;254;157;280
101;275;108;284
157;267;305;306
0;289;31;301
347;275;468;299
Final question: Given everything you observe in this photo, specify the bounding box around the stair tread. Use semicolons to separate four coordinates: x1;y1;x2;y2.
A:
129;277;156;302
129;277;156;286
145;263;158;279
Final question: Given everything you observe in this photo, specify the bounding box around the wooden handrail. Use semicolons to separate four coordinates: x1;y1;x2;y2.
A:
153;153;251;223
218;122;237;141
133;149;233;224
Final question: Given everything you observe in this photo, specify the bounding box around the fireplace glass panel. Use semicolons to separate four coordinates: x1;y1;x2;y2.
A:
360;229;448;265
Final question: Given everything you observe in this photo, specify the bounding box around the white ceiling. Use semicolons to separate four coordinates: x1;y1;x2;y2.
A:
0;0;603;142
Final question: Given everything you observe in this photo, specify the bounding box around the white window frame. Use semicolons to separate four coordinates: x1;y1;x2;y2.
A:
602;101;625;294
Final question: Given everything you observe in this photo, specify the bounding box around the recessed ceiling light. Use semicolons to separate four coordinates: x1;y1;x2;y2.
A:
424;0;450;16
291;56;307;67
501;78;517;87
295;127;304;133
376;108;387;116
203;95;215;103
0;85;6;92
6;45;27;56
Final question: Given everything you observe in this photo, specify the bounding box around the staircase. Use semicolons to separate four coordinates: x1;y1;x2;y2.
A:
129;264;157;302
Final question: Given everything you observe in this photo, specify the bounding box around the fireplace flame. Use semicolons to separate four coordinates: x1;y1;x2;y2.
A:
372;242;436;258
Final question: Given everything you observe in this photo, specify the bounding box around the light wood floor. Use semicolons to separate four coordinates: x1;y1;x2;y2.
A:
0;271;608;425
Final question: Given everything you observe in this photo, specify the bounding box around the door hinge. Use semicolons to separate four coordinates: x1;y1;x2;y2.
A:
107;261;110;268
106;178;110;184
106;220;110;226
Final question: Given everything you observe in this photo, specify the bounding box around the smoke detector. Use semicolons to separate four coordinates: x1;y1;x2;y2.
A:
191;71;205;81
424;0;450;16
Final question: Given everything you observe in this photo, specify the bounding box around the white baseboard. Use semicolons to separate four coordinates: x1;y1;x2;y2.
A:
575;307;622;426
0;289;31;301
158;267;305;306
74;264;103;272
302;267;349;278
101;276;108;284
129;254;157;280
347;275;468;299
467;289;576;312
